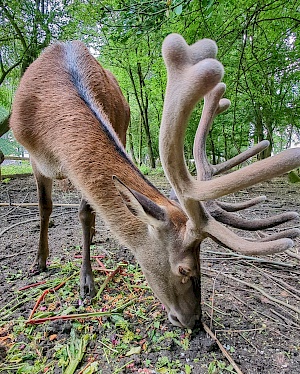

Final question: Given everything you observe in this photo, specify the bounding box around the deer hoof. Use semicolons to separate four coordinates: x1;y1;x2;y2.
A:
80;274;96;299
30;259;47;274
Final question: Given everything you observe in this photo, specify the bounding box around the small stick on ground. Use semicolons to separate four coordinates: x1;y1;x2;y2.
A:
286;250;300;261
202;322;244;374
0;212;73;237
96;266;122;298
203;250;296;268
0;249;36;261
28;273;79;320
209;266;225;330
202;267;300;317
25;299;135;325
0;202;79;208
19;281;47;291
94;258;110;275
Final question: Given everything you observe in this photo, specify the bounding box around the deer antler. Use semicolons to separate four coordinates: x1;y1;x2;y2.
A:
193;82;299;231
160;33;300;254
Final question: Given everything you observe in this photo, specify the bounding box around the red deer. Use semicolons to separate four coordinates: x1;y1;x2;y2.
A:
10;34;300;329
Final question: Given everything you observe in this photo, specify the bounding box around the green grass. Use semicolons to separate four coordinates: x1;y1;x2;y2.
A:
1;160;32;176
0;252;206;374
0;246;237;374
138;165;165;177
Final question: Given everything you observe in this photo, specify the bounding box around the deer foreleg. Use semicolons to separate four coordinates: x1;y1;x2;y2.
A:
79;198;96;298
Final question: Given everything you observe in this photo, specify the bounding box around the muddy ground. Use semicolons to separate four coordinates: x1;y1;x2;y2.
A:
0;174;299;373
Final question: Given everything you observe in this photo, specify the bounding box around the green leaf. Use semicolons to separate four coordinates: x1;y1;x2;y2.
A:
64;333;89;374
125;346;141;356
173;4;182;15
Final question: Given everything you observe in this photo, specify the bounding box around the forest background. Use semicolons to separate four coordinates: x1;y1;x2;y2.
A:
0;0;299;169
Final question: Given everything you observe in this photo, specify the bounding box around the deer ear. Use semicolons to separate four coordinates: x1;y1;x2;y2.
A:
113;176;166;227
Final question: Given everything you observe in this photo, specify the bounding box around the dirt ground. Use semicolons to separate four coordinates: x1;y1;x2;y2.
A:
0;174;299;373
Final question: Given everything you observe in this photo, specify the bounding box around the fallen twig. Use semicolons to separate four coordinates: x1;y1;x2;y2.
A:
270;309;300;328
0;249;36;261
74;254;110;275
0;217;40;236
25;299;135;325
286;250;300;261
248;263;300;300
202;322;244;374
19;281;46;291
229;291;300;331
28;272;79;320
26;311;117;325
203;267;300;317
0;192;30;217
0;212;72;237
74;255;105;259
203;250;296;268
95;257;110;275
0;202;79;208
210;266;225;330
96;266;122;298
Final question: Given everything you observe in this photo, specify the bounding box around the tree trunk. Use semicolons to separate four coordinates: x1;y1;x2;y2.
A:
262;122;273;158
209;131;217;165
0;148;4;164
127;122;137;165
255;115;273;159
138;116;142;166
143;111;155;168
0;114;10;137
128;64;156;168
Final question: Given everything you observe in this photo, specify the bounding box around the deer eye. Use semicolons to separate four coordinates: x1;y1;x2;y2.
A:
178;266;190;276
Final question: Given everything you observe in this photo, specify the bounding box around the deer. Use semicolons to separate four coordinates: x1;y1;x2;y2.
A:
9;33;300;329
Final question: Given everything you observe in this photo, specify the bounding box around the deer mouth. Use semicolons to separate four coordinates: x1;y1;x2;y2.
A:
168;310;201;329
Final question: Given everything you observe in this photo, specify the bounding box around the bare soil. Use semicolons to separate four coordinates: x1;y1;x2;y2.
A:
0;174;299;373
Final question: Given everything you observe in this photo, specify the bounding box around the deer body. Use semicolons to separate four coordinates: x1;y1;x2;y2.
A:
10;35;300;329
10;40;201;328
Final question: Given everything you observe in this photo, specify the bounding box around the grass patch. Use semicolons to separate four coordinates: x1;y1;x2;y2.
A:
1;160;32;176
0;251;210;373
138;165;165;177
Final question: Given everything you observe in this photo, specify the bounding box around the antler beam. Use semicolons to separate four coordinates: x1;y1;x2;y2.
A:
160;33;300;255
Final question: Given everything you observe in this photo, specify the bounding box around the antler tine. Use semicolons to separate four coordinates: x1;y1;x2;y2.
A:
207;201;298;231
216;196;267;212
188;149;300;201
193;85;298;231
160;33;224;225
255;228;300;242
193;82;269;179
205;218;297;255
193;83;230;180
213;140;269;175
161;34;300;206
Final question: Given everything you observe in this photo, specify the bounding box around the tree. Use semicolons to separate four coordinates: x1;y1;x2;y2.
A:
201;0;300;159
0;0;72;136
0;0;299;165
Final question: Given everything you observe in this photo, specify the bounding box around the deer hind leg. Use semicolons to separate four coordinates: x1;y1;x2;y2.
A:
79;198;96;298
32;163;53;272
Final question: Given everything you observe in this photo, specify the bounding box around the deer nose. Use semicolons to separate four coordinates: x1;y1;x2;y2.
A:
169;314;183;327
168;312;200;329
